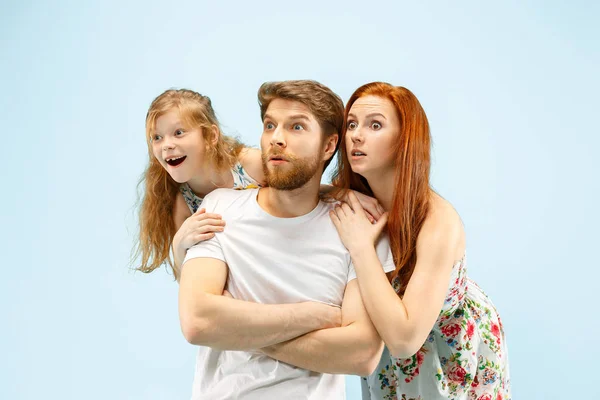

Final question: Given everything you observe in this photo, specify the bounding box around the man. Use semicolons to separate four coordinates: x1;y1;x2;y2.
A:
178;80;395;399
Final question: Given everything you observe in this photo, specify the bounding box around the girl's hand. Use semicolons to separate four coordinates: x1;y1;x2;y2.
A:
173;207;225;253
330;192;388;254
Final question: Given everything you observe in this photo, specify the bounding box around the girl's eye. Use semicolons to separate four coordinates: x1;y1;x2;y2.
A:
152;134;162;142
292;124;304;131
175;129;184;136
371;121;382;130
347;121;357;130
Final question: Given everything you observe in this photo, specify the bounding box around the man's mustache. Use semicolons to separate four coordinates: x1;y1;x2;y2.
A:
262;150;298;162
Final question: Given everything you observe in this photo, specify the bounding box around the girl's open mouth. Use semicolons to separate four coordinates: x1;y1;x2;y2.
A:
166;156;187;166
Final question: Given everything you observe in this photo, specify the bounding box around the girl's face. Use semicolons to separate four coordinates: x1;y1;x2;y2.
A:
151;110;209;184
345;95;400;180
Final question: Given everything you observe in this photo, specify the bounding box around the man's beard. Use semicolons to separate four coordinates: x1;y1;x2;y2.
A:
261;150;321;191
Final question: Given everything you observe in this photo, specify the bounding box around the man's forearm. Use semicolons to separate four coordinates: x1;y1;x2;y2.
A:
181;293;336;351
261;323;383;376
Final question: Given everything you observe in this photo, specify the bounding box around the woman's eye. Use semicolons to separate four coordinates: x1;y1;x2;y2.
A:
292;124;304;131
347;121;357;130
372;121;382;130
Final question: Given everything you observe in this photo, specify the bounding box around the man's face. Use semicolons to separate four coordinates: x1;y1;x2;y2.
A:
260;98;327;190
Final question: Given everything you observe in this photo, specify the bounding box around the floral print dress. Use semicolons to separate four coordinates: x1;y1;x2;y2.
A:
179;161;261;213
361;254;511;400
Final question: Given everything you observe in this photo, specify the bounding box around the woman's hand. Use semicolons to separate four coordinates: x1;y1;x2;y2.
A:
330;192;388;254
341;190;384;223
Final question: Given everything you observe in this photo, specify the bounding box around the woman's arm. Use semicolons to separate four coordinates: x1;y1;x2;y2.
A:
331;193;464;358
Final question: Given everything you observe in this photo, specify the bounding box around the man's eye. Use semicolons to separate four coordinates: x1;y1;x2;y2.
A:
265;123;275;130
292;124;304;131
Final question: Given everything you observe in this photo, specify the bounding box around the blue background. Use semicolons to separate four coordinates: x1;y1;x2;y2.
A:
1;1;598;398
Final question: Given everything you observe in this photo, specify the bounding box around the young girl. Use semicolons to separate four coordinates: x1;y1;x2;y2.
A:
134;88;382;280
134;89;264;280
330;82;510;399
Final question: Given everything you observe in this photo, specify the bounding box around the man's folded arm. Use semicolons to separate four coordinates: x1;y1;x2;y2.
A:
178;256;337;350
261;279;384;376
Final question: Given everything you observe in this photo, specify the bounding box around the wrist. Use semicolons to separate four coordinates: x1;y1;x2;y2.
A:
348;242;374;256
299;302;327;330
173;234;186;252
349;244;376;262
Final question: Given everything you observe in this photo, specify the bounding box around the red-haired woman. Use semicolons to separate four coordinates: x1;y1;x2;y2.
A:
330;82;510;400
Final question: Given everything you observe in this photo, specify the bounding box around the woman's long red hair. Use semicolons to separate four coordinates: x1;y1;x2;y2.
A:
332;82;431;295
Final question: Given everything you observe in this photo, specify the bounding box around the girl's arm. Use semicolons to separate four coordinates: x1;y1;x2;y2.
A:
171;146;264;280
172;195;224;281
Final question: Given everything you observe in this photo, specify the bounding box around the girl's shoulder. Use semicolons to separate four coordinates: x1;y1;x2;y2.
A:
237;147;266;186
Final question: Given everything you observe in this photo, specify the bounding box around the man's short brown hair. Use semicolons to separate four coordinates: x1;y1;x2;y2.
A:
258;80;344;170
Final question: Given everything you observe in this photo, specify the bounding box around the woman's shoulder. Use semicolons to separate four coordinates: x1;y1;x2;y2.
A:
428;192;461;224
418;191;465;255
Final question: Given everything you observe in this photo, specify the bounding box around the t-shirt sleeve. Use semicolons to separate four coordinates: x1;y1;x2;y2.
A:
182;193;226;265
347;233;396;283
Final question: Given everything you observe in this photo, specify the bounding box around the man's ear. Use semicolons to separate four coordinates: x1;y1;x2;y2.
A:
322;133;339;162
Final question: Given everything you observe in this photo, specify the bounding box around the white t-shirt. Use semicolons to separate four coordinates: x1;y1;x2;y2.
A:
183;188;395;400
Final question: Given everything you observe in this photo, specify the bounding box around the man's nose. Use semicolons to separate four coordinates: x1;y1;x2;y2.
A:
271;126;286;148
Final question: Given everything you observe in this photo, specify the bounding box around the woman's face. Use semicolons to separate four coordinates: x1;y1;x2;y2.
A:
151;110;208;183
345;95;400;180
